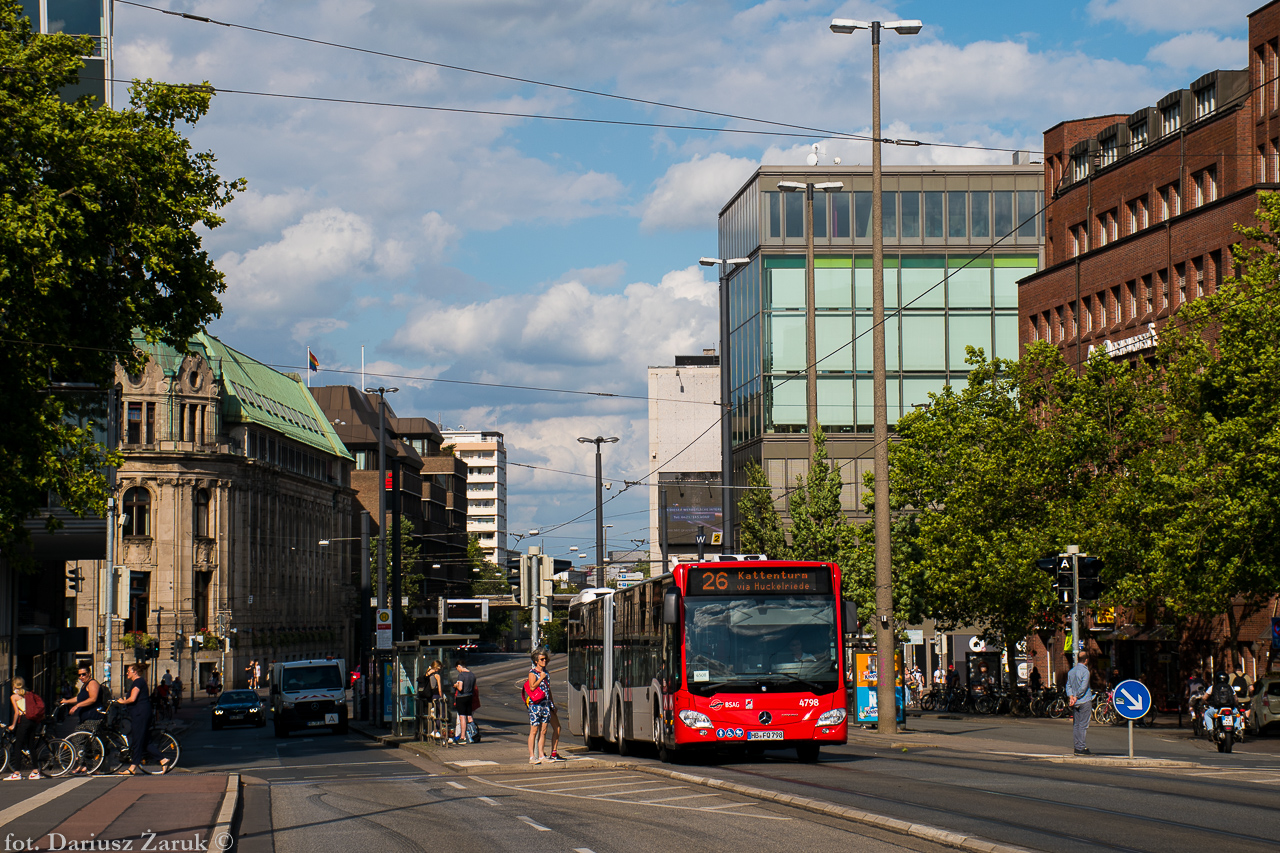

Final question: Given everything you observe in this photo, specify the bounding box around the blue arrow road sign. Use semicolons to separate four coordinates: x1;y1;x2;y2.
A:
1112;679;1152;720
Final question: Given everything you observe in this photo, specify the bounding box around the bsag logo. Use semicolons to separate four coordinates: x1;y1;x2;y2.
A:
709;699;723;710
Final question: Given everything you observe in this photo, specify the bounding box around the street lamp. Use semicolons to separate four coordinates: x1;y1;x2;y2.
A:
830;14;922;737
699;256;751;552
577;435;619;587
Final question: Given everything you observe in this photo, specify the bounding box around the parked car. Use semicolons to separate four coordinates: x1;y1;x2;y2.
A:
212;689;267;730
1248;675;1280;735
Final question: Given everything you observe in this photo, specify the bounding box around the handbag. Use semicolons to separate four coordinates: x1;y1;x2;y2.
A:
523;678;546;704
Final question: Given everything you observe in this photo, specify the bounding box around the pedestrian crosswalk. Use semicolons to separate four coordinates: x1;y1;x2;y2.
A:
475;771;789;819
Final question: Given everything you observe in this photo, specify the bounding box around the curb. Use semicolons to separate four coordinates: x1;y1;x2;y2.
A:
619;764;1041;853
212;773;239;848
1039;757;1198;767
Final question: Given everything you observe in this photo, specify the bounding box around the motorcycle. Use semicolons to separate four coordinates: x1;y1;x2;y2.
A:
1206;705;1245;753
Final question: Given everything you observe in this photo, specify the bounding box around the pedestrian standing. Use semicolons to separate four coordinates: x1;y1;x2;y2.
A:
1029;666;1042;694
525;650;553;764
254;660;262;690
5;677;43;780
452;658;476;745
1066;651;1095;756
172;674;183;710
116;662;170;774
933;663;944;687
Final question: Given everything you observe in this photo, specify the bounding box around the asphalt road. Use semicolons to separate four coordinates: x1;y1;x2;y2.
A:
168;655;1278;853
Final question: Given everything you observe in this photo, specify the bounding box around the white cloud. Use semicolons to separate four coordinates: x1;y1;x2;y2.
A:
291;317;349;344
420;212;461;262
638;153;759;231
1087;0;1255;32
1145;32;1248;71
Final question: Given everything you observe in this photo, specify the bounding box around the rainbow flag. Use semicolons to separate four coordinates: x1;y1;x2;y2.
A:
308;349;319;372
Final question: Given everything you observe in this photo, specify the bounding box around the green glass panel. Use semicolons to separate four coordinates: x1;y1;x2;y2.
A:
769;314;806;371
993;267;1023;308
816;315;853;370
855;313;898;372
994;312;1019;360
901;313;946;370
769;376;807;427
947;266;991;308
768;268;805;309
902;376;949;412
901;255;946;309
817;376;854;429
948;313;991;370
815;267;852;309
856;376;900;425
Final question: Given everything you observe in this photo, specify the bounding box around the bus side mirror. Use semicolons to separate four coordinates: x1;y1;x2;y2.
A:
662;588;681;625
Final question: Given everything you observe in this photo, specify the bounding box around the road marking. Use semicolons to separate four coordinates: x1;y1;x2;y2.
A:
491;773;637;786
585;786;678;797
641;793;720;802
447;781;466;789
0;778;90;825
516;815;552;832
572;849;596;853
477;776;789;821
700;801;758;810
543;781;666;793
478;796;499;806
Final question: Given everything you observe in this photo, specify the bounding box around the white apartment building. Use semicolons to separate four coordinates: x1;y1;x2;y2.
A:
440;429;508;566
648;351;722;572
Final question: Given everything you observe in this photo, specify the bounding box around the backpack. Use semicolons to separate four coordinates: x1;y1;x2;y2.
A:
24;691;46;721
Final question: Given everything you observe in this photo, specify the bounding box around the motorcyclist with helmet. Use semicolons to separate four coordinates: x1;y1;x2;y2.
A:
1202;671;1239;733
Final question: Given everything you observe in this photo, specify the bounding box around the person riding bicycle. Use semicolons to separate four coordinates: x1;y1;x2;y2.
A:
61;664;104;725
1202;671;1238;732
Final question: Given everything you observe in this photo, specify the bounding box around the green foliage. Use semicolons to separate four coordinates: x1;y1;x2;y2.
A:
468;534;509;596
369;515;424;604
540;616;567;653
738;459;789;559
788;425;849;561
0;2;243;551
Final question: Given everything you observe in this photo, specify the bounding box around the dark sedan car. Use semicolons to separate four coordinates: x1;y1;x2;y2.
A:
212;689;267;729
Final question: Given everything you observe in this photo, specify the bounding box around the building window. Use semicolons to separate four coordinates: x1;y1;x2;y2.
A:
123;487;151;537
1193;85;1216;119
1202;166;1217;203
195;488;211;539
1130;121;1148;151
126;402;142;444
1100;135;1118;166
1071;153;1089;182
1159;269;1169;311
1030;316;1039;342
1056;307;1065;342
1126;281;1137;319
1143;274;1153;315
1193;257;1204;299
1161;103;1181;135
1209;249;1222;294
145;403;155;444
1111;286;1121;325
1176;263;1187;305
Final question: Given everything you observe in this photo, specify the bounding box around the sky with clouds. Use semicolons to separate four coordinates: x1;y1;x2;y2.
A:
108;0;1256;562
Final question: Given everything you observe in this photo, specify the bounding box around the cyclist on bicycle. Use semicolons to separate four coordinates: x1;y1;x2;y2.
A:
5;677;44;780
61;664;105;725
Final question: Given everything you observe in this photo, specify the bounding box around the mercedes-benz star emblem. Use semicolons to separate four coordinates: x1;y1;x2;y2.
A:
758;711;772;725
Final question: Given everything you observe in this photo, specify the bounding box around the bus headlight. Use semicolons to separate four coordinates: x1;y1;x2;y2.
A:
678;710;713;729
816;709;847;726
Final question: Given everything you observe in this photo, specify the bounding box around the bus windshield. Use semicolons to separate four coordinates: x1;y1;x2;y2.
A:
684;595;839;695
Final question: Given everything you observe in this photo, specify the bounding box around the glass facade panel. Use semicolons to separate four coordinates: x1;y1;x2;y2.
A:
994;312;1019;359
856;376;900;425
947;258;991;308
833;192;851;238
817;376;854;430
813;193;828;238
900;256;945;309
785;191;804;238
901;313;946;370
993;191;1014;238
855;313;898;371
1017;190;1039;237
948;313;992;369
48;0;102;35
948;191;967;238
769;376;806;427
815;266;852;308
769;314;806;371
882;192;897;238
767;191;781;238
815;315;853;370
971;192;991;239
854;192;872;238
993;257;1037;308
768;267;805;309
900;191;920;238
924;192;944;238
902;376;949;412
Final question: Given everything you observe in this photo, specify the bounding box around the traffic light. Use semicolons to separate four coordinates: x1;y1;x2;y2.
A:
67;566;84;593
1035;557;1056;576
174;633;185;657
1077;556;1105;600
1054;556;1074;605
148;638;161;659
538;555;555;600
517;553;534;606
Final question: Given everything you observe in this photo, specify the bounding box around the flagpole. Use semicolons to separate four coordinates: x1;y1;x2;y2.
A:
306;346;310;387
361;345;365;391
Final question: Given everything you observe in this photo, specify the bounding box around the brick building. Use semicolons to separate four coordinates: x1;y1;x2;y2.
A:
1019;1;1280;689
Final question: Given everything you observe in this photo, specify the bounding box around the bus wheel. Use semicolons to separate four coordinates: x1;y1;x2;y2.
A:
615;711;632;757
654;709;671;763
584;704;604;751
796;744;820;763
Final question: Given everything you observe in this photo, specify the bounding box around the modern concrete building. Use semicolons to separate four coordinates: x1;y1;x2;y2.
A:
647;351;722;570
68;333;357;692
440;429;508;567
716;164;1044;544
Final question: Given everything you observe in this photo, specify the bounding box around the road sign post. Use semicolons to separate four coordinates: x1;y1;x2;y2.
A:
1111;679;1152;759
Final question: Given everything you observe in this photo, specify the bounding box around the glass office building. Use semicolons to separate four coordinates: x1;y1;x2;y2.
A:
717;165;1044;537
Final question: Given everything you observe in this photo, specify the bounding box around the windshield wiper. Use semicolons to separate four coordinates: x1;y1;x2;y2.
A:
763;672;829;693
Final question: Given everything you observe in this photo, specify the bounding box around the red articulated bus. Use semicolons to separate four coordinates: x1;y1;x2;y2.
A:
567;559;848;763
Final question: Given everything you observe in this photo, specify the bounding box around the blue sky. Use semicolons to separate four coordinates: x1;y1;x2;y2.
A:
111;0;1256;561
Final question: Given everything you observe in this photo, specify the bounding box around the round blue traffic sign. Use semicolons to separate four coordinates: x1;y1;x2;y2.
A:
1111;679;1152;720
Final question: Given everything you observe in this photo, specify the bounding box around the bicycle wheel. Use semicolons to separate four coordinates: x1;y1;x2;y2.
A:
36;738;77;777
1049;698;1068;719
0;733;11;775
921;693;936;711
64;731;106;775
98;732;127;774
137;731;180;774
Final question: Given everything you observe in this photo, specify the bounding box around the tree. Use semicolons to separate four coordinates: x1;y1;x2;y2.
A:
788;425;849;561
1114;194;1280;656
468;535;508;596
0;3;243;550
368;515;424;604
737;459;789;558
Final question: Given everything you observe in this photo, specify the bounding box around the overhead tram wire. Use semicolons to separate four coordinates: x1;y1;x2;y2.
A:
117;0;1045;158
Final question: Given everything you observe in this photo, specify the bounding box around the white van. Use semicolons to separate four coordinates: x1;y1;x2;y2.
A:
270;658;348;737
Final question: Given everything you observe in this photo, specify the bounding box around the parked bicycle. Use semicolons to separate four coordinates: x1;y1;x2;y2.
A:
65;702;180;775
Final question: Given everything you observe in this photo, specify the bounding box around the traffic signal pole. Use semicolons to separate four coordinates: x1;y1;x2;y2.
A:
1067;545;1080;659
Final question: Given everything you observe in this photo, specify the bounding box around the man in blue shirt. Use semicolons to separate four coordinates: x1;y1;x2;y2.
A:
1066;652;1095;755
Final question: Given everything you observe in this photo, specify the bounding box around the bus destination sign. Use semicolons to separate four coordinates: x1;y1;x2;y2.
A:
687;567;831;596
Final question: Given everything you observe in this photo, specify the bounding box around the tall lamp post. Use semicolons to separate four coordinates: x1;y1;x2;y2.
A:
776;180;845;458
830;15;921;736
577;436;619;588
699;256;750;552
364;386;398;610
